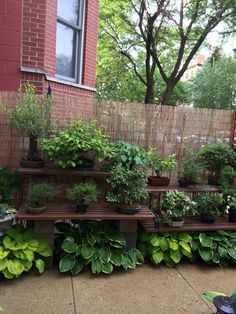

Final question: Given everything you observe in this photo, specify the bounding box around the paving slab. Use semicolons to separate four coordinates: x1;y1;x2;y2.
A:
72;264;211;314
176;262;236;313
0;269;75;314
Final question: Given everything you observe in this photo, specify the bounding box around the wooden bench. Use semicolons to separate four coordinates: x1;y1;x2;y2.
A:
16;202;154;269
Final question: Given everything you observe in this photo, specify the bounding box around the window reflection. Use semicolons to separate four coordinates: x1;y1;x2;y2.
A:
58;0;79;25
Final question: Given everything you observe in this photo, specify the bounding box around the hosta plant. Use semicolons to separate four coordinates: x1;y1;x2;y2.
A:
191;231;236;268
138;232;193;267
55;221;144;275
0;225;52;279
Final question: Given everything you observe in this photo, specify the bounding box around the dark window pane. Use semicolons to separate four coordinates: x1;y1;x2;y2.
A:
56;23;76;78
58;0;79;25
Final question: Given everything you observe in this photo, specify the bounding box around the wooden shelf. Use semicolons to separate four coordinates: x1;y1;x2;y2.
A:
16;202;155;221
146;183;220;194
140;217;236;233
17;165;111;177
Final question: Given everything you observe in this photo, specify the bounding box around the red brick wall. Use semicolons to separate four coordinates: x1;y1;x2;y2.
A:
0;0;22;91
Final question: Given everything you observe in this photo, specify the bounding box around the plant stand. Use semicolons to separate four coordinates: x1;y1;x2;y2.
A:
118;221;137;249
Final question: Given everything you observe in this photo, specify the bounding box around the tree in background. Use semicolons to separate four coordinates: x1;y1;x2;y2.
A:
189;56;236;109
97;0;235;105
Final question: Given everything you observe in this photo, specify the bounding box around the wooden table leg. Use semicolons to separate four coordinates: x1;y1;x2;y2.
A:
34;221;55;270
118;220;137;250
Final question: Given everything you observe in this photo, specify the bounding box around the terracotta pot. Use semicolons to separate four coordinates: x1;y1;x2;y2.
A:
148;176;170;186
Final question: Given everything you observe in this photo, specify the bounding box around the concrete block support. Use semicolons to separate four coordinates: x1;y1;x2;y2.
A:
35;221;55;269
118;221;138;249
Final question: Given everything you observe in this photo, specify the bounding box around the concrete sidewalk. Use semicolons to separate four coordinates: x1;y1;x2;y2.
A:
0;263;235;314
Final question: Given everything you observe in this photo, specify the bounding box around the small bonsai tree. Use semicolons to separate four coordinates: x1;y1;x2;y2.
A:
149;153;176;177
27;182;58;208
3;83;52;163
67;182;100;205
106;164;148;211
193;193;225;221
41;119;114;168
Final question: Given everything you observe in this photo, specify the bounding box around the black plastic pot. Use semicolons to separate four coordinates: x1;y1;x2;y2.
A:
213;296;236;314
178;178;190;187
75;161;94;171
228;208;236;223
201;215;216;224
76;203;88;213
20;159;45;168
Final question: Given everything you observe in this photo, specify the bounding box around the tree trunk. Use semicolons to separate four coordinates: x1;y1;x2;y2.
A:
27;135;40;160
145;82;154;104
161;81;175;106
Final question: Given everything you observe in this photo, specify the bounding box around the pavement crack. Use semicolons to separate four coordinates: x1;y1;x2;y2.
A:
71;276;77;314
175;266;213;312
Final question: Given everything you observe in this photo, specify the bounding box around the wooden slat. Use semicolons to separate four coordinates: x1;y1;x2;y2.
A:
140;217;236;233
146;183;220;193
16;202;155;221
17;165;111;177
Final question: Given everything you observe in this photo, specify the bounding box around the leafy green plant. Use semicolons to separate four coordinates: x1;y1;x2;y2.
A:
178;151;207;185
193;193;225;218
55;221;144;275
0;225;52;279
106;164;148;207
0;204;16;220
0;167;21;203
161;190;193;221
138;232;193;267
191;231;236;268
197;143;235;181
2;83;52;161
67;182;100;204
149;153;176;177
111;141;153;170
27;182;58;208
41;119;114;168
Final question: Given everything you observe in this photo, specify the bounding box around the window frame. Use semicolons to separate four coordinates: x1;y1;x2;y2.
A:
56;0;85;83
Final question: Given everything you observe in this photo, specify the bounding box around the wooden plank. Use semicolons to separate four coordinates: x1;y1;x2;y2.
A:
140;217;236;233
17;165;111;177
146;184;220;193
16;202;155;221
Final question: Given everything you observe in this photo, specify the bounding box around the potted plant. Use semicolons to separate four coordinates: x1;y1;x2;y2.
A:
26;182;58;214
66;182;100;213
106;164;149;215
229;196;236;223
178;152;207;187
0;203;17;236
193;193;225;223
3;83;52;168
148;153;176;186
197;143;235;185
41;118;114;170
161;190;192;227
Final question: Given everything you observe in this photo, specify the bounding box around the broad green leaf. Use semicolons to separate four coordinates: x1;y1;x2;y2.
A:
0;246;9;260
23;250;35;262
132;249;144;265
168;239;178;251
199;233;213;248
21;259;33;271
71;259;84;276
163;252;175;267
91;259;103;274
121;255;135;270
218;246;227;258
152;251;163;265
190;240;199;251
2;268;15;279
22;228;35;241
99;247;111;263
102;262;113;274
198;247;213;262
37;239;52;257
150;235;160;247
203;291;226;303
7;259;24;276
181;248;192;259
160;237;169;251
178;233;192;243
59;255;76;272
227;247;236;260
110;251;123;266
170;249;181;264
106;230;126;246
109;242;123;248
87;233;96;246
35;259;45;273
27;239;38;251
0;258;7;271
62;239;77;253
212;253;220;264
81;246;94;259
179;241;191;253
6;227;18;239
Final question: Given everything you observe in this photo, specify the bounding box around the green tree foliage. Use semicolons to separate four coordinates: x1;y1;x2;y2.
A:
189;56;236;109
97;0;235;105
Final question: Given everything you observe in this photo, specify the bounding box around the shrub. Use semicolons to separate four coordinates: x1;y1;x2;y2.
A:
0;225;52;279
192;193;225;217
41;119;114;168
55;221;144;275
67;182;100;204
27;182;58;208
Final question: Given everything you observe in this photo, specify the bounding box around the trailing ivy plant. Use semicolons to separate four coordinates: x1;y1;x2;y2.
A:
0;225;52;279
55;221;144;275
138;232;193;267
41;119;114;168
191;231;236;268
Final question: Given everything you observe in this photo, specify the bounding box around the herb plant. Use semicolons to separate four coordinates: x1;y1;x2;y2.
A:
41;119;114;168
27;182;58;208
55;221;144;275
0;225;52;279
67;182;100;204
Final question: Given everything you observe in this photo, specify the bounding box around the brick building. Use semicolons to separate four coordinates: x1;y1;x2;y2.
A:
0;0;99;98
